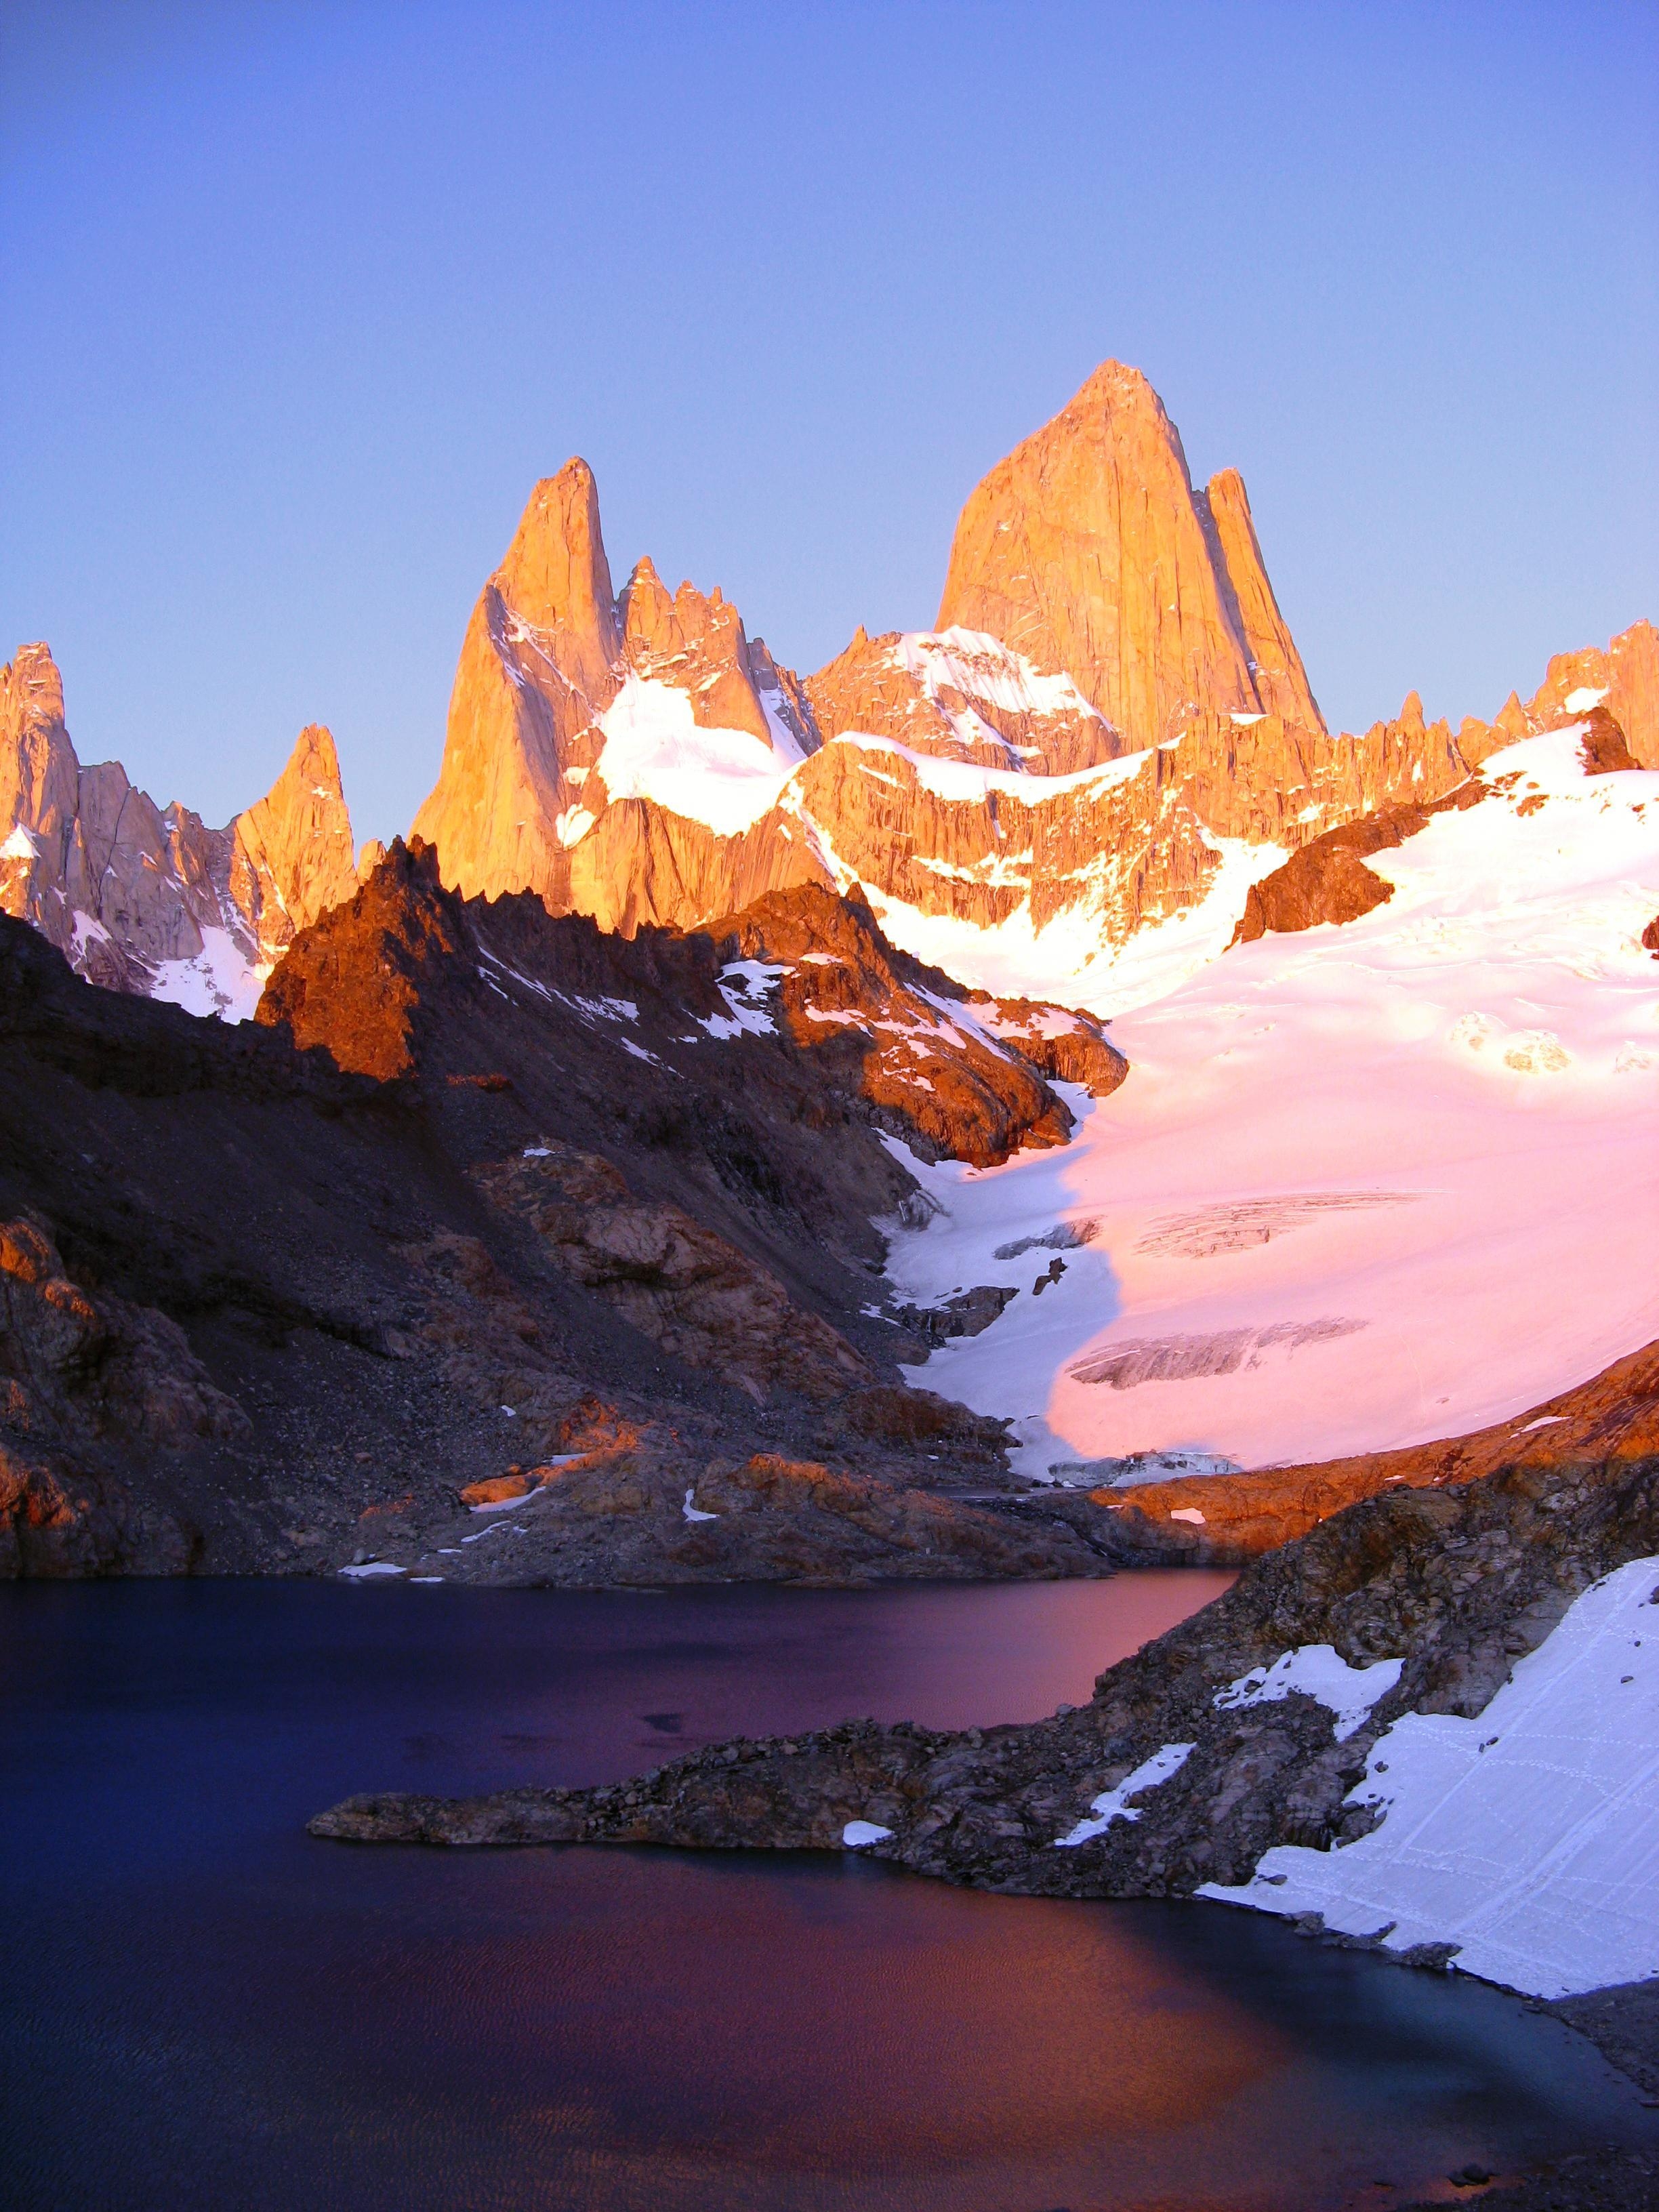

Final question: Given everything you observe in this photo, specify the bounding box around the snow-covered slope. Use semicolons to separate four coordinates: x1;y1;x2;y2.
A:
592;673;806;834
836;816;1288;1017
1201;1555;1659;1999
884;728;1659;1477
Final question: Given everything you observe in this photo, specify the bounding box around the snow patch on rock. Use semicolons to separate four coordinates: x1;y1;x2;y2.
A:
150;927;266;1021
842;1820;895;1847
594;675;800;836
1055;1741;1195;1847
1213;1645;1405;1742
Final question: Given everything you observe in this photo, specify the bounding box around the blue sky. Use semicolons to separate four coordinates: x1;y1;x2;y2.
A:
2;1;1655;844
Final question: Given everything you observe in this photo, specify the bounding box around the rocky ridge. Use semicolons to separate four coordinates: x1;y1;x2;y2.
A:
407;363;1659;996
312;1445;1656;1906
1;643;361;1013
0;846;1125;1582
1027;1335;1659;1567
12;363;1655;1021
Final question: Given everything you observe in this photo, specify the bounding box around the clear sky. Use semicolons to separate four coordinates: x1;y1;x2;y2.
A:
3;0;1655;845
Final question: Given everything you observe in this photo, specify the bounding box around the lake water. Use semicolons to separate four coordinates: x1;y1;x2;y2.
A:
2;1574;1652;2212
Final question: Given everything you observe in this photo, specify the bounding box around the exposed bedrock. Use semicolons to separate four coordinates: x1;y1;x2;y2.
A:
403;1441;1089;1591
0;858;1118;1583
313;1450;1658;1905
314;1451;1659;1902
0;1213;245;1574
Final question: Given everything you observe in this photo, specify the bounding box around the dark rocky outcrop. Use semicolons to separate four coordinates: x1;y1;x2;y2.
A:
1576;705;1641;777
392;1443;1082;1592
0;861;1117;1583
260;844;1120;1170
314;1449;1658;1904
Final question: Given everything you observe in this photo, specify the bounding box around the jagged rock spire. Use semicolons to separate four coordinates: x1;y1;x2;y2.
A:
1;642;357;1011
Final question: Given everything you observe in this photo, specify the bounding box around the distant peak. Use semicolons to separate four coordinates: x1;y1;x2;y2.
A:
3;641;66;719
1071;358;1164;407
287;723;344;787
493;458;619;683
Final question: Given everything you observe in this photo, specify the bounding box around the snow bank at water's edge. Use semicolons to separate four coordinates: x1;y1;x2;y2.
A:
1200;1558;1659;1999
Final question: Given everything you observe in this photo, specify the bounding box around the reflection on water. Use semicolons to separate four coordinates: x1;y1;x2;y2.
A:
1;1576;1652;2212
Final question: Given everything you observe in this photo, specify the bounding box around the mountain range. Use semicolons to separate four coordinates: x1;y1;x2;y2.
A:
5;359;1659;2043
1;642;366;1016
7;359;1656;1018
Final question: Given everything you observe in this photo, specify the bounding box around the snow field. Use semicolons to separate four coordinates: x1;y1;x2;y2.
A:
883;731;1659;1476
1200;1558;1659;1999
592;676;804;836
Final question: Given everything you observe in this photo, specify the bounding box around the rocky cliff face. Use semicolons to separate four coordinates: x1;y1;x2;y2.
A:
9;369;1654;1027
1;644;359;1015
408;367;1654;1013
0;840;1127;1580
935;361;1326;746
410;459;817;912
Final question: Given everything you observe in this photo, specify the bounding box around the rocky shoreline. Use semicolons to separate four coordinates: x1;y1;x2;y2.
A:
311;1448;1659;2205
314;1449;1656;1898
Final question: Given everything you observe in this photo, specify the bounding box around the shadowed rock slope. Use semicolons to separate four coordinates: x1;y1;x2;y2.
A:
0;858;1124;1582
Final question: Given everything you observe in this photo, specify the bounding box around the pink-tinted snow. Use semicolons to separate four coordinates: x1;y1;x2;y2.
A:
886;729;1659;1478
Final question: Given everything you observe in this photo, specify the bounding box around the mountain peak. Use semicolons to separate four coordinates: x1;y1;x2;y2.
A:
3;641;66;726
493;459;620;695
1068;357;1166;413
3;643;356;1011
937;360;1324;747
227;721;359;955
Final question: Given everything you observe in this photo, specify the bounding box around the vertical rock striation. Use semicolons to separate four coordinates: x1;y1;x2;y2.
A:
14;364;1653;1018
411;460;817;913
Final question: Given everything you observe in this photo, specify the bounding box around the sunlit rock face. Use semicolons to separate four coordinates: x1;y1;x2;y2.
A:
16;363;1654;1028
935;360;1326;747
407;365;1655;1006
410;457;820;921
0;643;359;1017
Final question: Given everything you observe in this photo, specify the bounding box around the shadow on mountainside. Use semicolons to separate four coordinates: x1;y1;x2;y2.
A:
0;854;1126;1586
